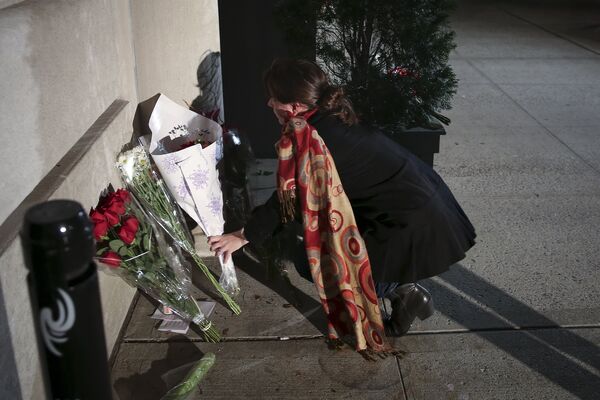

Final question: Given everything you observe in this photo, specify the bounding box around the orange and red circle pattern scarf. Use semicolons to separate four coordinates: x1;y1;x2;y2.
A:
276;110;391;353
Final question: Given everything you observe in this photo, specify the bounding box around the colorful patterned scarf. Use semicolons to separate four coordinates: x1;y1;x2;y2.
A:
276;109;392;354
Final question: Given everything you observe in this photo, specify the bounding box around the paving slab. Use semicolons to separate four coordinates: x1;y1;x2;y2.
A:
123;254;326;340
397;328;600;400
498;2;600;54
433;124;600;197
410;194;600;332
437;138;598;197
450;59;491;84
498;1;600;26
470;58;600;85
451;19;593;59
112;340;406;400
449;1;598;59
544;125;600;172
246;159;278;208
444;84;539;128
498;84;600;128
247;158;278;190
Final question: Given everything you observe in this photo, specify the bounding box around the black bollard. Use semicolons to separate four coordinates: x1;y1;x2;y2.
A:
21;199;112;400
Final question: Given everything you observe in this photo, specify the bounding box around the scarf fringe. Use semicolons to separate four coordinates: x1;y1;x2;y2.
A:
326;338;405;361
359;347;405;361
279;189;297;223
326;338;346;351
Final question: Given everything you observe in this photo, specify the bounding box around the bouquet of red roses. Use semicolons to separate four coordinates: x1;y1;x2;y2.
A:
90;188;220;342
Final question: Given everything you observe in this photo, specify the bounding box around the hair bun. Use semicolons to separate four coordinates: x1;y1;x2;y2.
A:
317;85;344;111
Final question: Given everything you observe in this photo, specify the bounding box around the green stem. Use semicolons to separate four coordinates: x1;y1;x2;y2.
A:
119;152;241;315
160;353;216;399
190;252;241;315
124;262;221;342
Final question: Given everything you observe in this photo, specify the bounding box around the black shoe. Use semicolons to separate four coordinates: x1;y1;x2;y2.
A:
388;283;434;336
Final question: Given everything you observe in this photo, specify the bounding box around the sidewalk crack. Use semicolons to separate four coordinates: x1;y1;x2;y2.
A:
396;356;410;400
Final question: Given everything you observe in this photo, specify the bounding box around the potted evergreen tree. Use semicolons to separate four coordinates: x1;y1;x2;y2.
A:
274;0;458;166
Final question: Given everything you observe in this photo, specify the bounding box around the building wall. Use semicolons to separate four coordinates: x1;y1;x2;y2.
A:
0;1;221;398
218;0;288;158
131;0;221;104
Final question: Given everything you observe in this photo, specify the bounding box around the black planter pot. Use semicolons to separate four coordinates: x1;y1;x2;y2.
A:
387;122;446;167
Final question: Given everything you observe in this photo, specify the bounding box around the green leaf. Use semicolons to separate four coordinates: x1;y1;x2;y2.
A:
143;234;150;250
109;239;125;252
96;247;108;256
118;247;129;256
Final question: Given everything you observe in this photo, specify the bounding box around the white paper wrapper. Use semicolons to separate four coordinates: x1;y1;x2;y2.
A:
148;94;240;295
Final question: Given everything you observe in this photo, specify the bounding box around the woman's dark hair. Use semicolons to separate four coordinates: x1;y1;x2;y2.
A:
264;58;358;125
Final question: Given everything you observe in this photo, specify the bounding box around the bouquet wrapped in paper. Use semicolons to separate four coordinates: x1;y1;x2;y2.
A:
146;94;240;295
91;188;220;342
116;146;240;314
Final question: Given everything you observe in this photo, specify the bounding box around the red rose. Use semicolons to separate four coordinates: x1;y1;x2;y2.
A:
118;225;136;245
93;220;109;241
97;192;115;209
89;207;109;240
102;251;121;268
115;189;131;203
122;216;139;235
179;140;197;150
89;208;106;224
104;210;120;227
106;197;126;216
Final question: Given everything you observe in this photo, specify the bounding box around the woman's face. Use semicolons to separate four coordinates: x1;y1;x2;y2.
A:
267;97;295;125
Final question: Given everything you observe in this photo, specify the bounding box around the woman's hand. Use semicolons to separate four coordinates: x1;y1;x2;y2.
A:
207;229;249;263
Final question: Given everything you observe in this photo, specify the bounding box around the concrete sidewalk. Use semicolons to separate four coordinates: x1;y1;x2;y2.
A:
110;1;600;398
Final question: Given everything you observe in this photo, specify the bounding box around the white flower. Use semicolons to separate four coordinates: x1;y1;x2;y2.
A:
116;146;152;182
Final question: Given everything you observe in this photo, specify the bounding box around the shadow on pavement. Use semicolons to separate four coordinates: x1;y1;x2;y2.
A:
113;338;205;400
425;263;600;399
232;251;329;336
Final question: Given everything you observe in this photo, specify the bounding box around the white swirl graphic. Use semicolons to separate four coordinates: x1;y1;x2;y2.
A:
40;288;76;357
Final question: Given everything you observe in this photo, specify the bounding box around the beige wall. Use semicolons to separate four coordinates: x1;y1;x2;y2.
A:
0;1;221;398
0;0;137;224
131;0;221;104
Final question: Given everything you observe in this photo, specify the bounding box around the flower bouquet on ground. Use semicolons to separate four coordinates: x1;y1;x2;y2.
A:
91;188;220;342
146;94;241;296
116;146;241;314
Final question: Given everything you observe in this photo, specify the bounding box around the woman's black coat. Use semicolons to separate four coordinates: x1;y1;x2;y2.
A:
243;111;476;284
